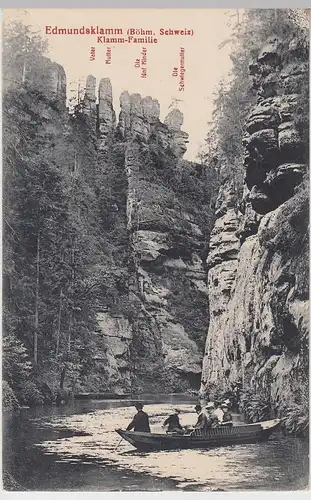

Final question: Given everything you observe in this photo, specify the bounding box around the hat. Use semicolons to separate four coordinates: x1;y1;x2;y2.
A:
206;402;215;409
224;399;230;404
194;404;202;412
135;402;143;410
220;403;228;408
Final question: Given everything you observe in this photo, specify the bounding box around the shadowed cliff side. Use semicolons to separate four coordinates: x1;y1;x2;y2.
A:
200;14;309;434
85;86;217;394
3;21;218;404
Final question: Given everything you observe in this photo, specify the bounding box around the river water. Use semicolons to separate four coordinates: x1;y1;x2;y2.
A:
3;394;309;491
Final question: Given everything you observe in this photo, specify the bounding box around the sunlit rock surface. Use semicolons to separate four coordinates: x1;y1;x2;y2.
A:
82;90;210;393
93;312;132;394
200;34;309;417
124;135;208;392
98;78;116;150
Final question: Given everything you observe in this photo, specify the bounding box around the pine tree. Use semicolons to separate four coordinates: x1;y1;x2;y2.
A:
3;20;102;400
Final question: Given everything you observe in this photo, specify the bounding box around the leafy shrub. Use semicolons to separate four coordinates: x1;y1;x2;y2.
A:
17;380;44;407
279;385;309;437
239;386;272;423
2;334;44;407
280;402;309;437
3;334;32;388
2;381;18;410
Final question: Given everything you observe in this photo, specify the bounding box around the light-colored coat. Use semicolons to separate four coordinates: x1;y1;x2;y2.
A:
213;407;224;423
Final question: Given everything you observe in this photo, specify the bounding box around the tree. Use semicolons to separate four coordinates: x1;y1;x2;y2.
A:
200;9;309;201
3;20;48;91
3;20;104;401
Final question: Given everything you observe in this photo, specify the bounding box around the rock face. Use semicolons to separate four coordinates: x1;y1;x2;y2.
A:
46;62;67;106
24;57;67;108
200;34;309;416
98;78;116;150
82;76;116;148
78;83;211;393
118;91;160;142
201;182;241;390
125;139;208;392
83;75;97;120
245;36;308;215
117;99;210;393
164;109;189;157
93;312;132;394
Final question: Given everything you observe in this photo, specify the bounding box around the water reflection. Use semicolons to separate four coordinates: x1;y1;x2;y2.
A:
3;396;309;491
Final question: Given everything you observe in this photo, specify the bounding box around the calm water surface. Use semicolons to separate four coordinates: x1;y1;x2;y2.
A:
3;394;309;491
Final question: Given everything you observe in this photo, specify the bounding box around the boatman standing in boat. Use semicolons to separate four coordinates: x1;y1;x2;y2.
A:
162;408;184;434
126;402;151;432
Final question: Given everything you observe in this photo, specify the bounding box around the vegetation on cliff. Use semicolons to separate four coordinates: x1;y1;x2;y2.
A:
3;22;128;406
201;9;309;195
200;9;309;436
3;14;308;438
3;21;218;407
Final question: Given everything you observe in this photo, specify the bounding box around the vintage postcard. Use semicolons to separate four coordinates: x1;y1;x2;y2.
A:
2;8;309;492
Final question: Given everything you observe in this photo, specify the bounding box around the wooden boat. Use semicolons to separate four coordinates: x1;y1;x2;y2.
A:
116;419;280;451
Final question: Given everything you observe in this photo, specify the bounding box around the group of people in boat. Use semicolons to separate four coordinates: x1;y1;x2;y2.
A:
126;400;233;434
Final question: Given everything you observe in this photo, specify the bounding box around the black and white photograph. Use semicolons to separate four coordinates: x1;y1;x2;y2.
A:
2;7;310;492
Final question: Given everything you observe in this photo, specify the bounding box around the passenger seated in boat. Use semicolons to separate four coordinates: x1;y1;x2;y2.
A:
126;402;151;432
190;404;209;433
219;403;233;427
162;408;184;434
224;398;231;407
213;401;224;423
205;402;220;427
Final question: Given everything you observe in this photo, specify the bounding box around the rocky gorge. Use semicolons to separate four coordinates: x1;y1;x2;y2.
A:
3;14;309;435
3;42;217;400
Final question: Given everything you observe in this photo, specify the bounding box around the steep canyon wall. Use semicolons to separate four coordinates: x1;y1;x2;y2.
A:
200;34;309;417
4;49;215;397
67;73;212;394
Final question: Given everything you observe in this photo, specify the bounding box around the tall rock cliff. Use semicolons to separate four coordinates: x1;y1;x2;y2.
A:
122;97;209;392
3;37;215;399
200;34;309;419
76;77;215;394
